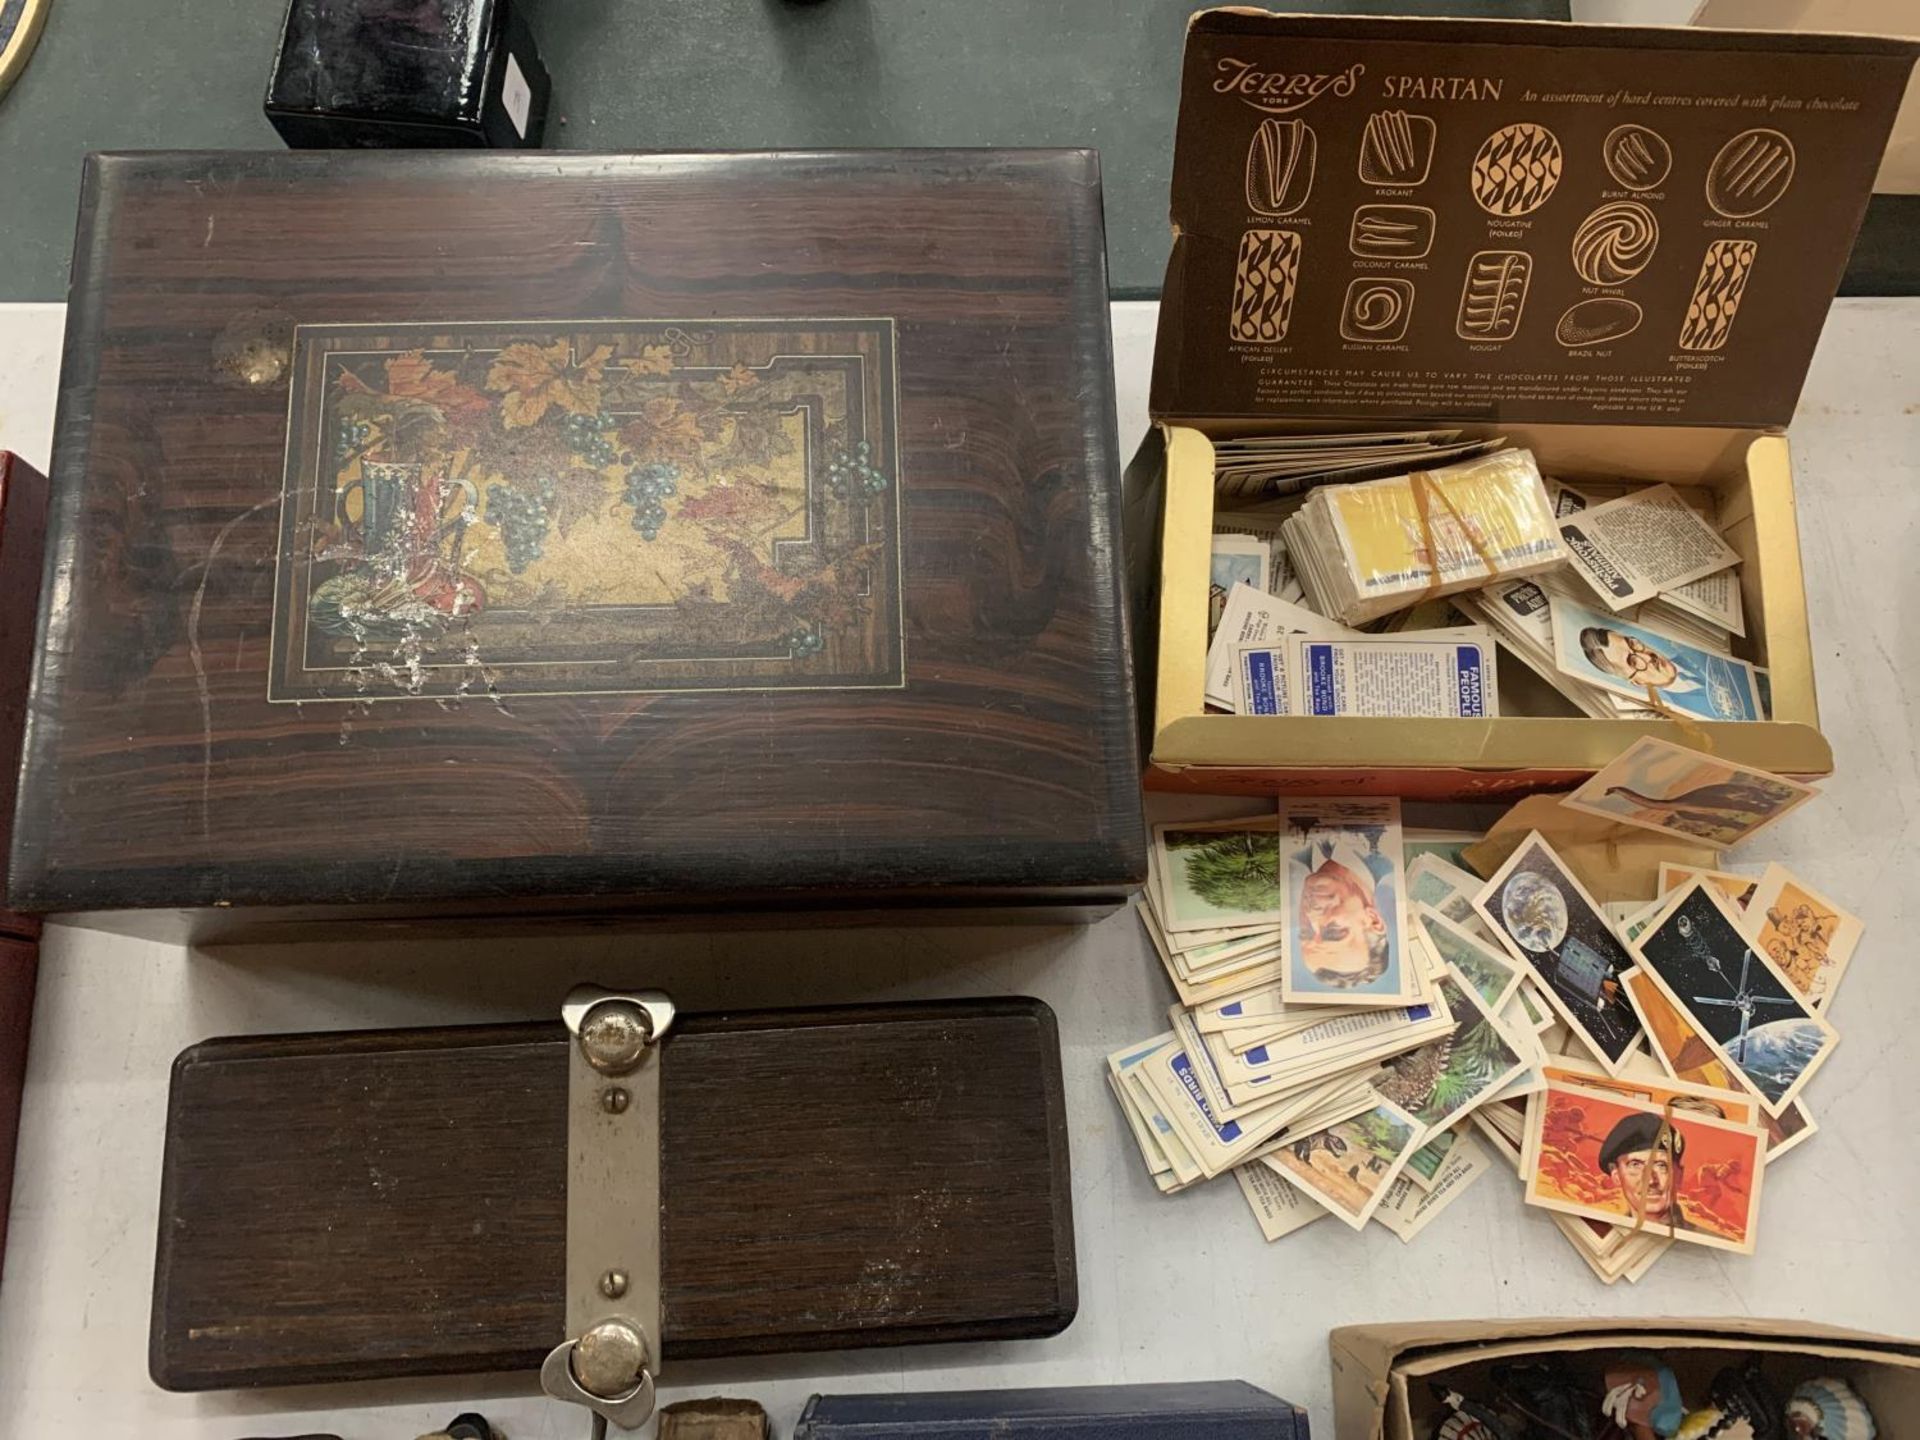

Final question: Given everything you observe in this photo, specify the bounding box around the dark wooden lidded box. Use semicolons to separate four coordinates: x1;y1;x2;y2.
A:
152;996;1075;1389
265;0;552;149
15;150;1142;939
0;454;48;1279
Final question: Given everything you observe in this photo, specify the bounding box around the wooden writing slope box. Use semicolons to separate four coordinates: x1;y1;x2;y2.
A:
14;150;1141;939
152;997;1074;1389
1126;12;1918;799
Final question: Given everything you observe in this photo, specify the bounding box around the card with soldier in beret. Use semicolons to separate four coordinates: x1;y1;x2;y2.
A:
1523;1076;1767;1254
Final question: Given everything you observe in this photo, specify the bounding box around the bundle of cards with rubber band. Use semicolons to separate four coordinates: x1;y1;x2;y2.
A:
1113;738;1855;1276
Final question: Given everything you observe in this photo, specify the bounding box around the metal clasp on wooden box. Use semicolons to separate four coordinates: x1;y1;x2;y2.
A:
540;986;675;1437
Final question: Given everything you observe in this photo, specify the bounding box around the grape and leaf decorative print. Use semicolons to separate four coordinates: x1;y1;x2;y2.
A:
273;321;903;701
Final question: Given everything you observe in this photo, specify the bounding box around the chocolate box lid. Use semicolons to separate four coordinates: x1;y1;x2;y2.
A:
1150;10;1918;429
13;150;1141;919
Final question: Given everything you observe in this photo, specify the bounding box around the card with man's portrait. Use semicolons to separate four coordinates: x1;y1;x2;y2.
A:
1523;1078;1767;1254
1279;798;1416;1008
1547;592;1765;721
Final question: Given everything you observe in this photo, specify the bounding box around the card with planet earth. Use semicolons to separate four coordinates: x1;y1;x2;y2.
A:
1561;736;1818;848
1472;831;1643;1076
1629;879;1838;1117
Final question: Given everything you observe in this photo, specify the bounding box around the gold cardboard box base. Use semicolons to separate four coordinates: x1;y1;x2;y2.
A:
1125;422;1830;800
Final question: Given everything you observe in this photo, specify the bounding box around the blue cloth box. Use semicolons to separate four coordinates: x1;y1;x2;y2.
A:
795;1381;1309;1438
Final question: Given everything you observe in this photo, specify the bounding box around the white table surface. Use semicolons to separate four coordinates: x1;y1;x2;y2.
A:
0;299;1916;1438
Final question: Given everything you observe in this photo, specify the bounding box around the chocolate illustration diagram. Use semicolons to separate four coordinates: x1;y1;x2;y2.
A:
1471;123;1564;216
1350;204;1436;259
1706;130;1796;218
1571;201;1659;286
1341;278;1416;343
1246;117;1317;216
1456;250;1532;342
1680;240;1758;352
1556;297;1643;348
1603;124;1672;191
1359;110;1437;186
1230;228;1304;342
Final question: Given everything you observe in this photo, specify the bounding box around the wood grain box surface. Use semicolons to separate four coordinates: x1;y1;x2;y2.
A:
150;997;1075;1390
13;150;1142;937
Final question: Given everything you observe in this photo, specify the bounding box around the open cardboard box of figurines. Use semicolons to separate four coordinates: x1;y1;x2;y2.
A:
1330;1317;1915;1440
1127;12;1919;799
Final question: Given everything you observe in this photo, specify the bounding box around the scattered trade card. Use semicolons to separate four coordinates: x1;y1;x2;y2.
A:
1629;881;1839;1116
1568;737;1815;851
1523;1079;1767;1254
1204;583;1358;710
1107;1035;1181;1180
1549;479;1594;517
1374;1132;1492;1243
1742;863;1862;1013
1609;1037;1813;1162
1546;593;1765;721
1280;798;1415;1006
1415;903;1522;1014
1289;634;1497;718
1209;533;1271;636
1519;1056;1761;1179
1234;1162;1326;1242
1663;565;1746;637
1207;994;1451;1110
1212;511;1297;595
1374;969;1530;1141
1152;815;1283;934
1136;1036;1295;1178
1473;831;1643;1073
1403;1125;1459;1192
1113;1040;1206;1188
1408;855;1486;932
1259;1098;1423;1231
1137;896;1280;972
1236;643;1290;715
1404;828;1481;868
1557;483;1740;613
1658;862;1758;911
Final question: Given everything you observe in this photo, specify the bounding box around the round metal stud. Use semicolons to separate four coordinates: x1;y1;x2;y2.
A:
601;1085;630;1114
570;1318;647;1400
210;308;294;388
579;1001;651;1076
599;1268;629;1300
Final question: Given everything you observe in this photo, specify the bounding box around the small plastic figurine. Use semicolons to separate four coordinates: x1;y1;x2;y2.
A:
1429;1382;1518;1440
1603;1353;1687;1440
1675;1409;1732;1440
1785;1378;1876;1440
1491;1360;1604;1440
1710;1357;1783;1440
415;1415;499;1440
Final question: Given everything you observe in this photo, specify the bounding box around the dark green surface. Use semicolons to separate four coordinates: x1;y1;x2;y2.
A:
0;0;1572;301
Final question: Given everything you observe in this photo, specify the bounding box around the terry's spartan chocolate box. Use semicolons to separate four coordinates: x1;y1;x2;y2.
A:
1127;10;1917;798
